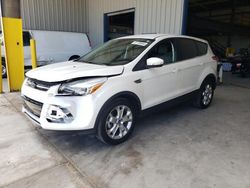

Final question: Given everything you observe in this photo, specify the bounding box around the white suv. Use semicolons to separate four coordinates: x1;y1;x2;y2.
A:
21;34;217;145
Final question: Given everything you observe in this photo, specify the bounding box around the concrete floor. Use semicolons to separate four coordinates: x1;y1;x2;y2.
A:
0;73;250;188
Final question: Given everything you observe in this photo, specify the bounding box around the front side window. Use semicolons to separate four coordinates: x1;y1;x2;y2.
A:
133;39;176;71
78;38;153;66
148;40;175;64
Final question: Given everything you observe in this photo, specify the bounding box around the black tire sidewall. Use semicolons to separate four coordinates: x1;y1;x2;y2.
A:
96;98;136;145
241;69;247;77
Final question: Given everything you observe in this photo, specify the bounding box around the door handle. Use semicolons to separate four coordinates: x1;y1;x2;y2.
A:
134;79;142;83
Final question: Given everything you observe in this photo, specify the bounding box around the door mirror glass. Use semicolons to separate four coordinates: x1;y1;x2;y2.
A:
146;57;164;68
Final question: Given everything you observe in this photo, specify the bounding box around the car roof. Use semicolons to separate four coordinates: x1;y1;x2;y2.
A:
119;34;208;43
120;34;175;39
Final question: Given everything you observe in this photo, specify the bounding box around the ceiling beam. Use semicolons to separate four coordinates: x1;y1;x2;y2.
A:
188;15;250;36
189;0;250;13
199;11;250;18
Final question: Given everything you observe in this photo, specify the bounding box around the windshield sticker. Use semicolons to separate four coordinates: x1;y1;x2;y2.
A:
132;41;148;46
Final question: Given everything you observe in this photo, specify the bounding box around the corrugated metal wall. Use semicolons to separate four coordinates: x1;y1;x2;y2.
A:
88;0;184;47
21;0;88;33
20;0;184;47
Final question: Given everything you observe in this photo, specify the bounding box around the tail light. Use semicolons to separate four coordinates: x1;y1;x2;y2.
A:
236;63;242;68
212;56;219;62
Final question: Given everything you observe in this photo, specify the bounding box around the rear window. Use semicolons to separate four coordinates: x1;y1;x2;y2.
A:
175;38;198;61
196;41;208;56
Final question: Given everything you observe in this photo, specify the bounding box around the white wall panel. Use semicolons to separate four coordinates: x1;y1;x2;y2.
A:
88;0;185;47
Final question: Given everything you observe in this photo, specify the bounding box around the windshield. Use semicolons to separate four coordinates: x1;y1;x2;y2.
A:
78;38;154;66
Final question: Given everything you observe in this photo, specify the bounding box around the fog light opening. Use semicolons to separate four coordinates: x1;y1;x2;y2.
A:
46;105;74;123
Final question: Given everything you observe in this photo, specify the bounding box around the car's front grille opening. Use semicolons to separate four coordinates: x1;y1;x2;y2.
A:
26;78;59;91
22;96;43;118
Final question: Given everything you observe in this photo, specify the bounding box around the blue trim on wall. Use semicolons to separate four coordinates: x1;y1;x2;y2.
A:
103;13;109;42
182;0;188;35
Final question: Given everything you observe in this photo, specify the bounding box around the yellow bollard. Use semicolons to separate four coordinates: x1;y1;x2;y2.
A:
30;39;37;69
1;17;24;92
0;44;2;93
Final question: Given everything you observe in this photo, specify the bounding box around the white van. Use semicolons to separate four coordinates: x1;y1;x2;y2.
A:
1;30;92;77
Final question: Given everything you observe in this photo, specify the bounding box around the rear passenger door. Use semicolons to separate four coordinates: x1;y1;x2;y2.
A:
174;38;205;95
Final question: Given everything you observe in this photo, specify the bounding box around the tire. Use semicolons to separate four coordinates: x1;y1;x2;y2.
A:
193;79;215;109
241;64;248;78
68;55;80;61
2;60;7;78
241;68;247;77
241;72;246;78
96;98;136;145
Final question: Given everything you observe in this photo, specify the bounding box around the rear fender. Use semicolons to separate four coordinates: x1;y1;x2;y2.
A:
197;66;217;89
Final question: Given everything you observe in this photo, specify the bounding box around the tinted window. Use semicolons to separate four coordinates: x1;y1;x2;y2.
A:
175;38;198;61
23;32;31;46
133;39;176;71
148;40;175;64
196;41;208;56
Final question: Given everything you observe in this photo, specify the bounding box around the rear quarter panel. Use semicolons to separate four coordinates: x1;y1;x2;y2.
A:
197;55;217;89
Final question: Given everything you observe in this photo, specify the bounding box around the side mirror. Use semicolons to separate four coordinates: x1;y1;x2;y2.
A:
146;57;164;68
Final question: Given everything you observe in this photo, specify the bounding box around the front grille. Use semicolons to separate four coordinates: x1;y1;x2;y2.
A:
26;78;59;91
23;96;43;118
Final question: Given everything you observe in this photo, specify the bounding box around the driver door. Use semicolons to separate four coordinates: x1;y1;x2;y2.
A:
135;39;180;109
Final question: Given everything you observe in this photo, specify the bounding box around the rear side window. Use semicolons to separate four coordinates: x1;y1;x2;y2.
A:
196;41;208;56
23;31;31;46
175;38;198;61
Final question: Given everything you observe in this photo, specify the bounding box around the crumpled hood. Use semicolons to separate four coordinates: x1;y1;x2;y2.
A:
26;61;124;82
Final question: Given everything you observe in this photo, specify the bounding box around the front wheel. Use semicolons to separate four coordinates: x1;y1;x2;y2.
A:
96;98;136;145
193;79;215;109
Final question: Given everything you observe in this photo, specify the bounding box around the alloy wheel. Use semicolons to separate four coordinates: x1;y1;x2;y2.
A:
202;84;213;106
105;105;133;140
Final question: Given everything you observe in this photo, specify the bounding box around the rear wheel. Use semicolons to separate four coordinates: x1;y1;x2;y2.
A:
241;67;247;77
96;98;136;145
2;60;7;78
193;79;215;109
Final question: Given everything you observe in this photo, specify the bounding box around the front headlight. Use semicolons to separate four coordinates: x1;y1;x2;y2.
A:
57;77;107;96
